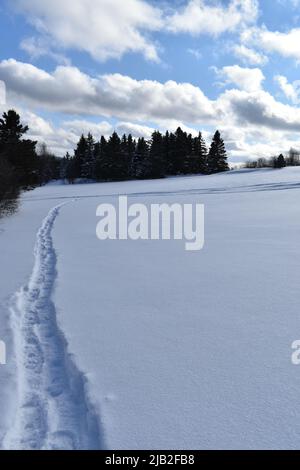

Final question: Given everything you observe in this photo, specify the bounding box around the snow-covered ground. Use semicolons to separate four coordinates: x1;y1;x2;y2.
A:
1;167;300;449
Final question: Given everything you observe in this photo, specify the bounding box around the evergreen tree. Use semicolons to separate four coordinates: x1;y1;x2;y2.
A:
207;131;229;174
95;136;113;181
131;137;149;179
120;134;130;180
0;110;37;188
182;133;194;174
274;154;286;169
174;127;189;174
74;134;87;178
192;132;208;174
0;110;29;146
149;131;165;179
65;158;78;184
81;133;95;179
127;134;136;178
166;132;177;175
106;132;122;180
60;152;70;180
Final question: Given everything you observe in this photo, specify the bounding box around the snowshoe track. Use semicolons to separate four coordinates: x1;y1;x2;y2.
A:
4;203;103;450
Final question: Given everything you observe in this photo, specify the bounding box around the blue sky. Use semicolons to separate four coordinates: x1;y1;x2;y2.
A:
1;0;300;162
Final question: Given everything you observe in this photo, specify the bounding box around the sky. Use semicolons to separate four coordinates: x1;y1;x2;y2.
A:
1;0;300;163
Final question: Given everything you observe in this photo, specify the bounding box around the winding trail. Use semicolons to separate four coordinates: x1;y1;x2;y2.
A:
3;203;103;450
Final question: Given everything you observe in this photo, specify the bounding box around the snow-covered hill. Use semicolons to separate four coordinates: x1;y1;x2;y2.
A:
1;167;300;449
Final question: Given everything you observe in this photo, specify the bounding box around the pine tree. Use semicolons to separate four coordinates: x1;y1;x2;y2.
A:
207;131;229;174
107;132;122;180
182;133;194;174
174;127;189;174
0;110;29;146
167;132;177;175
162;131;170;174
0;110;37;187
274;154;286;169
127;134;136;178
81;133;95;179
66;158;78;184
120;134;131;180
74;134;87;178
149;131;164;179
131;137;149;179
95;136;111;180
192;132;208;174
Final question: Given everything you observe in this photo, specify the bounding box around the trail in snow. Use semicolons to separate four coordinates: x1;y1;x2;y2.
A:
3;203;104;450
21;180;300;204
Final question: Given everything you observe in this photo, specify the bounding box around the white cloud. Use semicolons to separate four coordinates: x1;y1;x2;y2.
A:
215;65;265;92
62;120;113;139
3;59;300;161
12;0;261;64
218;88;300;132
243;26;300;62
0;59;216;123
20;37;70;65
166;0;258;36
275;75;300;105
115;122;154;139
232;44;268;66
14;0;163;62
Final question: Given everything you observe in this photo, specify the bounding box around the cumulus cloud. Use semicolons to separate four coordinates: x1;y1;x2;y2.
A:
0;59;216;123
166;0;258;36
242;26;300;62
232;45;268;66
14;0;163;62
219;88;300;132
3;59;300;160
3;59;300;136
12;0;261;63
275;75;300;104
215;65;265;92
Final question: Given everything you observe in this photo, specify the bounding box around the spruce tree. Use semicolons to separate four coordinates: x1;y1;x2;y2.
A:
207;131;229;174
95;136;111;181
131;137;149;179
127;134;136;178
0;110;37;188
0;110;29;146
74;134;87;178
275;154;286;169
167;132;176;175
81;133;95;179
174;127;188;174
182;133;194;174
149;131;164;179
107;132;122;180
192;132;208;174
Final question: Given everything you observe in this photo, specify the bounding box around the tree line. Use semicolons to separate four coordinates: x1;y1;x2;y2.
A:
62;128;229;183
244;150;300;170
0;110;230;201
